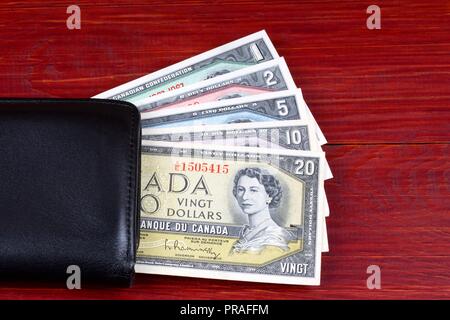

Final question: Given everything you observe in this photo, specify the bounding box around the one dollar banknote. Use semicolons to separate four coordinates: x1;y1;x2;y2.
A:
93;30;278;103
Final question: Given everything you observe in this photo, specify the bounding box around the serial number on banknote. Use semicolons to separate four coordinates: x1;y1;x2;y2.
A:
151;82;185;97
175;161;230;174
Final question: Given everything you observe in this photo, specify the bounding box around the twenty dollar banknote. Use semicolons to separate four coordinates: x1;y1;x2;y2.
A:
135;141;325;285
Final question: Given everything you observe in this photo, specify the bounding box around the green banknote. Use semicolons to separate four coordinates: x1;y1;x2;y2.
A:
93;31;278;103
136;141;324;285
135;58;295;112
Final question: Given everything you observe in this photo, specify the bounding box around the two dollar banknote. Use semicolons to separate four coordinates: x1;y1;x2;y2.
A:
94;31;332;285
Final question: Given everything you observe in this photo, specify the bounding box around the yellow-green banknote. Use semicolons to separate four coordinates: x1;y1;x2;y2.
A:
136;141;325;285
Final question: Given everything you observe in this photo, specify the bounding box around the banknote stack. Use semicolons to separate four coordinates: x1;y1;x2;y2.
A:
94;31;331;285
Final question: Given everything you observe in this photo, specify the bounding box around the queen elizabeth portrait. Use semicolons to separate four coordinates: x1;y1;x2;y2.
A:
231;167;294;254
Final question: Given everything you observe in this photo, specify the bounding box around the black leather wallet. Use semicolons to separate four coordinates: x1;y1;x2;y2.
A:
0;99;140;287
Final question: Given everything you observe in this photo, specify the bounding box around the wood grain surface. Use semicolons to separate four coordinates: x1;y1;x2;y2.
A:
0;0;449;299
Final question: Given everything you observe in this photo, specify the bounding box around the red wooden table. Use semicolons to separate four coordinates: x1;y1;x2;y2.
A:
0;0;449;299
